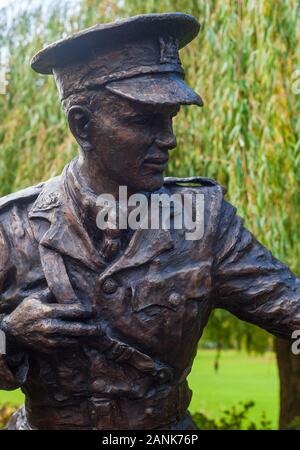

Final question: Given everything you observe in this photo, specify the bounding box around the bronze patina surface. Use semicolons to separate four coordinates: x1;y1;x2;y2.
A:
0;13;299;430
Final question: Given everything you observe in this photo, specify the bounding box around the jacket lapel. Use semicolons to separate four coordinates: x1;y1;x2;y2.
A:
29;175;106;272
98;226;174;281
29;170;175;276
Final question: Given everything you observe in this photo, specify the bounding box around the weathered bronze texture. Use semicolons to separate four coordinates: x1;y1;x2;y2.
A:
0;13;299;430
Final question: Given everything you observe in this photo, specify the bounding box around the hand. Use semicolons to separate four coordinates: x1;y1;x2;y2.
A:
1;295;100;353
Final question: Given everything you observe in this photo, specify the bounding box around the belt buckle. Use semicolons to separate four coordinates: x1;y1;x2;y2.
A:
89;396;115;430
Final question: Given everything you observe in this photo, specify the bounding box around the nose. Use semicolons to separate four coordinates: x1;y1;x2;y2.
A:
155;134;177;151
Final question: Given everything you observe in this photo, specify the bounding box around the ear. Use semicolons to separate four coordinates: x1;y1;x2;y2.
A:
67;105;93;152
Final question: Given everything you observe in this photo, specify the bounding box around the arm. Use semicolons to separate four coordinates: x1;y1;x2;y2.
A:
211;198;300;340
0;225;29;390
0;197;102;394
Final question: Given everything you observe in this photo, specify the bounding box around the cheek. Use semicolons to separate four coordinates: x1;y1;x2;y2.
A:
101;124;153;160
115;125;153;147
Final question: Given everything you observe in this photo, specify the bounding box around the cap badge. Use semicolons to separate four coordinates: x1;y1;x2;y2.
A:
159;36;180;65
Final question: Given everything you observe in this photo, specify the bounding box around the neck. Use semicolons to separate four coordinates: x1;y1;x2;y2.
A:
76;156;123;199
66;159;131;256
68;158;136;228
66;158;103;226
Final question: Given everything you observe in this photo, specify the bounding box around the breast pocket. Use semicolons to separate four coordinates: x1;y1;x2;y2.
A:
130;264;211;312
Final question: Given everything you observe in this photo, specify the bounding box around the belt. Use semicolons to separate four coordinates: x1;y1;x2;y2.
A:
22;382;192;430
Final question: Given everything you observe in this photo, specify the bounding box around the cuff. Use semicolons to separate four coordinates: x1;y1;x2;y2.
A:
0;315;29;390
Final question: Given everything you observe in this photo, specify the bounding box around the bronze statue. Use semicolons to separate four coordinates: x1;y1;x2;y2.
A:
0;13;299;430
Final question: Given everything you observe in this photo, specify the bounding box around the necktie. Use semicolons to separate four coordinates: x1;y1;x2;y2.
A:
100;228;124;261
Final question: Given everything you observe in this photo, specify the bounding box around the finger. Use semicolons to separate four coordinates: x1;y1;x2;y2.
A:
43;336;79;348
37;319;101;337
31;334;79;351
45;303;96;320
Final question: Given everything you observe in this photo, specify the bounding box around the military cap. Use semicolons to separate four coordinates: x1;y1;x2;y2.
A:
31;13;203;107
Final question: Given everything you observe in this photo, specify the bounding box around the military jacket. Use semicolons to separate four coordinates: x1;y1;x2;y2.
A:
0;160;299;430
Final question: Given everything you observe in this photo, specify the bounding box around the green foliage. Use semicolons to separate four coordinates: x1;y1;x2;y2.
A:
188;350;279;428
286;416;300;430
200;309;274;354
0;0;299;352
192;400;272;430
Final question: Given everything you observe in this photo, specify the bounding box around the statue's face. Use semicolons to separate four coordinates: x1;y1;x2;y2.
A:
71;90;179;193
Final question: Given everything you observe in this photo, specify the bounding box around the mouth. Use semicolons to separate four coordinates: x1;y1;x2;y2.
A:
143;156;169;171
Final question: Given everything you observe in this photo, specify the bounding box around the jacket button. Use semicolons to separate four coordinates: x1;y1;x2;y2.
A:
157;367;173;383
168;292;181;307
102;277;118;294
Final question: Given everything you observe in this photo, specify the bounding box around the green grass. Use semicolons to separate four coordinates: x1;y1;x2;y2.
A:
188;350;279;429
0;350;279;429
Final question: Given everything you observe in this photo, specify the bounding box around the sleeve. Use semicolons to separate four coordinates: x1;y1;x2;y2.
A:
211;198;300;340
0;223;28;390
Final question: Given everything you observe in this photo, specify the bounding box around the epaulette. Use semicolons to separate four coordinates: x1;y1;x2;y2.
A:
30;176;62;213
164;176;227;193
0;183;45;212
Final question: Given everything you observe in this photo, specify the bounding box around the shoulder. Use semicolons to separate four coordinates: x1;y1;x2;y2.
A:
0;183;45;215
0;178;62;272
164;175;227;191
0;175;63;218
163;176;231;238
0;183;46;266
164;176;227;196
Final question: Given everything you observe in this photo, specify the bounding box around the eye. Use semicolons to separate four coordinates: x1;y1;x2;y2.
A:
134;116;150;125
129;114;153;125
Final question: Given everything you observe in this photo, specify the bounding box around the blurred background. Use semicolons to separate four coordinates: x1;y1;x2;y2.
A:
0;0;300;430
